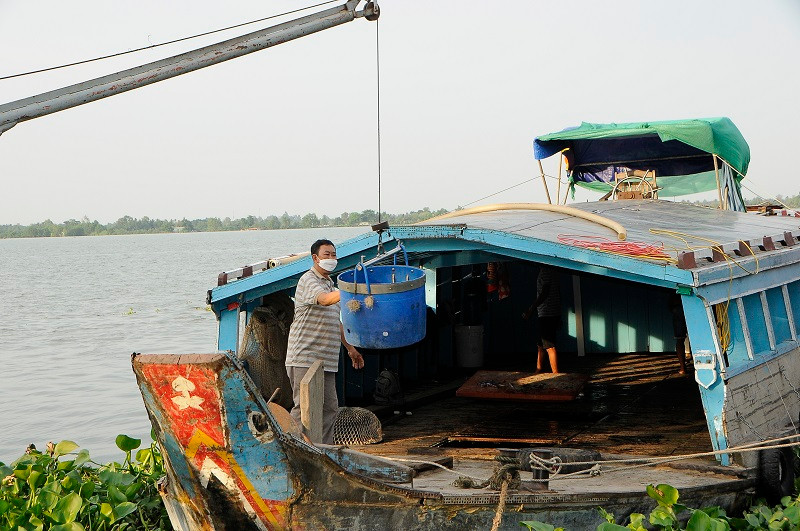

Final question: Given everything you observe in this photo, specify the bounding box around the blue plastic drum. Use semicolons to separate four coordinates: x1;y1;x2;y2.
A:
338;264;426;349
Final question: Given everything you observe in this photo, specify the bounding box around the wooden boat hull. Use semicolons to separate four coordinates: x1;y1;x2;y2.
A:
133;352;754;530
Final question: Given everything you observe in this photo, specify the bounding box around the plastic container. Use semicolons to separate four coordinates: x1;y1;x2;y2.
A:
338;263;426;349
455;325;484;367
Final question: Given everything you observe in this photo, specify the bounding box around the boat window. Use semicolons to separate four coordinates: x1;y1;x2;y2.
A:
787;280;800;336
742;293;770;355
766;287;792;346
717;300;749;366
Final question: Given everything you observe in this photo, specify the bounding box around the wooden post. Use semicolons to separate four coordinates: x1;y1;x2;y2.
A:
712;154;724;210
537;160;552;204
300;360;325;443
555;153;563;206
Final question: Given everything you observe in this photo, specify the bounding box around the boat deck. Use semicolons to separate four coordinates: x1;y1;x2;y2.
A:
354;352;714;462
407;457;749;499
338;352;756;511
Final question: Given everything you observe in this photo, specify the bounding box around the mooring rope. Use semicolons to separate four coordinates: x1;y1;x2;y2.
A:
383;433;800;486
490;480;510;531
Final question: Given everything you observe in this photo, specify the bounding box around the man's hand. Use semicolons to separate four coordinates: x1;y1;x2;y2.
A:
347;346;365;369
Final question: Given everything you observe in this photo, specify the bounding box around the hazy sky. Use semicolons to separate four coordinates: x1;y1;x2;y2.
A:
1;0;799;225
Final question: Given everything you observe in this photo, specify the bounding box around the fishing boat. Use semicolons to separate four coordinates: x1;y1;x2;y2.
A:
2;1;799;528
131;117;800;529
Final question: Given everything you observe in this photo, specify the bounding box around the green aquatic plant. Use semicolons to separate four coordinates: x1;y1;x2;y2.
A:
519;482;800;530
0;433;170;530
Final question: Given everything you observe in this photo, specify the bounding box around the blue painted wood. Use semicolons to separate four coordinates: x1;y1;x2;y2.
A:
681;295;729;464
695;247;800;287
316;446;414;483
210;231;378;303
646;289;669;352
137;384;201;499
218;363;295;499
724;340;799;379
697;261;800;304
742;293;770;355
787;280;800;335
723;299;750;369
766;287;792;346
211;223;700;321
218;308;239;352
583;277;615;353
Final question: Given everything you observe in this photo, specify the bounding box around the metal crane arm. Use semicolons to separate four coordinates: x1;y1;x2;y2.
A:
0;0;379;136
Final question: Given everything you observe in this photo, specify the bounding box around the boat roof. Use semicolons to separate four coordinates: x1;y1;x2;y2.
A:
208;200;800;312
533;117;749;179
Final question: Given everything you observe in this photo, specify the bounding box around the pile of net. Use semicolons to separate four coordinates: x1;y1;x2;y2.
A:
238;293;295;411
333;407;383;445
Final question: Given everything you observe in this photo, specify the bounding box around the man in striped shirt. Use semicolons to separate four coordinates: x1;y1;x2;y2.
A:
286;239;364;444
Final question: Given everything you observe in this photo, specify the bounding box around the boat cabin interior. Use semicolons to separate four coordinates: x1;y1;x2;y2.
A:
215;226;714;466
334;259;705;462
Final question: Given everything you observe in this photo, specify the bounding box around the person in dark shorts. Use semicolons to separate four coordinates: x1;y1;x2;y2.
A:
669;292;688;375
523;266;562;373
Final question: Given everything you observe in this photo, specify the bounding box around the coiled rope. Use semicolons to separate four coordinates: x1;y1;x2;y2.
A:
558;234;674;262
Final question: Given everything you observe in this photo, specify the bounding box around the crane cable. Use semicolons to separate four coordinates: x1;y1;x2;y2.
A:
376;18;382;224
0;0;340;81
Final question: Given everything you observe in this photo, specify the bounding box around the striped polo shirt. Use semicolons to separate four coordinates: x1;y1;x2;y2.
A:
536;267;561;318
286;268;342;372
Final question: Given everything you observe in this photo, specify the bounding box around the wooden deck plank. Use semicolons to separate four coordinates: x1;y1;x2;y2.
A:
455;371;589;401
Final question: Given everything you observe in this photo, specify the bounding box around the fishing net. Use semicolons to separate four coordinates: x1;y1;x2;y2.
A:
239;293;295;411
332;407;383;445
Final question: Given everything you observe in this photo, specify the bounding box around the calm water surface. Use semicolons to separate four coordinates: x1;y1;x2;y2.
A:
0;227;363;463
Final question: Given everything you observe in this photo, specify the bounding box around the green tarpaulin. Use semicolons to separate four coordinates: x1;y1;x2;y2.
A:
533;117;750;203
533;117;749;176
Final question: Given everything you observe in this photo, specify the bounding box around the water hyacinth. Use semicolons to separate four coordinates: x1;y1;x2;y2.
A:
0;433;171;530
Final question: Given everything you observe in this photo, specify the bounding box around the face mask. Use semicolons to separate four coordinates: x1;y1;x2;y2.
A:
318;258;337;272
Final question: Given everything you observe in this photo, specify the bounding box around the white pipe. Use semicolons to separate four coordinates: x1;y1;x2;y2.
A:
418;202;627;241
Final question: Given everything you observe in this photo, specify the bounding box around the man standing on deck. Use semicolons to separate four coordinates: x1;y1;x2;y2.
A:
286;239;365;444
523;265;562;373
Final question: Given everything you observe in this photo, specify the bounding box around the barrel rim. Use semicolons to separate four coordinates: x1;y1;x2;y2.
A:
339;270;426;295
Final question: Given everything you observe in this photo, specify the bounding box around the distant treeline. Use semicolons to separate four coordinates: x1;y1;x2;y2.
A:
0;208;449;239
688;193;800;209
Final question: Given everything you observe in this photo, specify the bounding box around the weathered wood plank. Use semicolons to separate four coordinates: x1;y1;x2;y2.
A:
300;360;325;443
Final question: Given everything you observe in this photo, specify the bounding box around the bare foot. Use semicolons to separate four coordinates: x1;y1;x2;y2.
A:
533;368;543;375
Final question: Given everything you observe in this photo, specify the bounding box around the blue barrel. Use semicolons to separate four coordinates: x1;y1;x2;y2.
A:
338;264;426;349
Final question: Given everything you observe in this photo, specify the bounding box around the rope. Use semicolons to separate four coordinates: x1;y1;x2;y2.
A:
375;18;382;224
739;180;794;212
490;481;509;531
649;228;760;276
454;172;565;210
460;178;536;208
451;455;521;489
714;302;732;356
386;434;800;486
0;1;340;81
558;234;674;262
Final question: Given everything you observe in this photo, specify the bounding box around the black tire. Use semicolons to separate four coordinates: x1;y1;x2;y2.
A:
757;447;795;503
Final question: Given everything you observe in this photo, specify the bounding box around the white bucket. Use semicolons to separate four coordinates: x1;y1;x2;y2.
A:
455;325;484;368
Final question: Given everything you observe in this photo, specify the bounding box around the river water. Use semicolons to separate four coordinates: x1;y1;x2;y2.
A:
0;227;364;464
